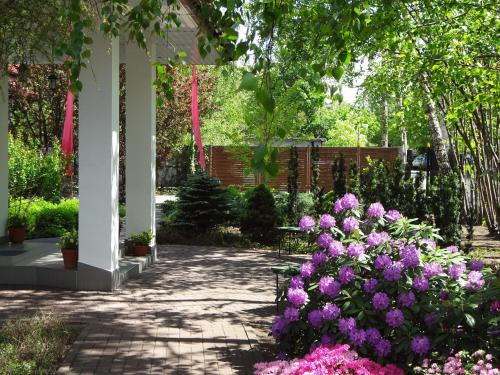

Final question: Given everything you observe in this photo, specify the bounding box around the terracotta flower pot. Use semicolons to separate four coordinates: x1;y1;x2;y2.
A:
61;248;78;269
133;245;149;256
9;226;26;244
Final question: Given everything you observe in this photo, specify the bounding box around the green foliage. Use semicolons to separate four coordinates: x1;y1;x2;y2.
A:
157;225;253;248
58;230;78;250
0;313;77;375
6;212;27;229
287;147;299;224
240;184;281;244
432;173;462;246
171;173;232;232
128;231;153;246
359;158;391;206
347;162;361;198
331;153;347;200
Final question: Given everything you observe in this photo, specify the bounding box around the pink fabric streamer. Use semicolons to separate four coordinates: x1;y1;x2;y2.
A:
62;89;74;176
191;65;205;169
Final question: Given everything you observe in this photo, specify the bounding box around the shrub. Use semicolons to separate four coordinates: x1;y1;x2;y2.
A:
272;190;289;225
128;231;153;246
412;350;499;374
171;172;232;232
432;172;462;246
240;184;281;244
287;146;299;224
296;192;315;219
272;193;499;369
58;230;78;250
331;153;347;200
254;344;404;375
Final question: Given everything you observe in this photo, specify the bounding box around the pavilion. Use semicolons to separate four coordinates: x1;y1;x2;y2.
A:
0;0;216;290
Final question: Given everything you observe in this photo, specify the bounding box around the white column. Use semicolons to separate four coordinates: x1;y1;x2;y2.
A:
0;73;8;239
78;33;120;273
125;43;156;241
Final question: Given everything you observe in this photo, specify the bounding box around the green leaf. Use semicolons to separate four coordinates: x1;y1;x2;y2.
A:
255;88;275;113
239;72;258;91
464;313;476;327
333;67;344;80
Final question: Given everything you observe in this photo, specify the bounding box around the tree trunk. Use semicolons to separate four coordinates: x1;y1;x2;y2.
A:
420;74;451;175
380;98;389;147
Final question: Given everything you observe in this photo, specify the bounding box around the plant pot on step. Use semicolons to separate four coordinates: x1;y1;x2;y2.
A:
132;245;149;256
8;226;26;244
61;248;78;269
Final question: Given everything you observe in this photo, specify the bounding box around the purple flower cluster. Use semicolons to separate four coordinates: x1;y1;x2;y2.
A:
386;309;405;327
367;232;385;247
400;245;421;268
423;262;442;278
465;271;485;290
308;309;323;328
319;276;341;297
386;209;401;223
375;254;392;270
334;193;359;213
317;233;333;248
349;328;366;346
373;292;390;310
367;202;385;219
338;265;355;284
338;317;356;333
312;251;327;266
289;276;303;289
319;214;336;229
284;307;300;321
411;336;431;355
328;241;345;257
287;288;309;306
398;291;416;308
300;261;316;278
342;217;359;233
421;238;436;250
322;303;341;320
413;276;429;292
448;263;466;280
271;316;288;338
375;338;392;357
446;245;459;253
299;215;315;232
469;259;484;271
347;242;365;258
363;278;378;294
383;261;403;281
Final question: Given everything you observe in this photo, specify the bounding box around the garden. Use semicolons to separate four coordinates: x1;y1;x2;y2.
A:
1;0;499;374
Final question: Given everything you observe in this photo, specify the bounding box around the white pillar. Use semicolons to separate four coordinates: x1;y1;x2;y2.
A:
0;73;8;239
78;33;120;283
125;43;156;242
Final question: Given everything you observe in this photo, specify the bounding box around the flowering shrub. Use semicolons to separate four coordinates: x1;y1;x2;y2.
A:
413;350;499;374
254;344;404;375
272;193;499;368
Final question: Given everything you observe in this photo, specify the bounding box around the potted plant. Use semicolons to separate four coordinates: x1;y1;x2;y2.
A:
128;231;153;256
7;212;27;244
58;230;78;269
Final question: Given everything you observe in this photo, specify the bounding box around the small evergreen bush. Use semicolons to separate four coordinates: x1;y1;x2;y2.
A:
287;147;299;224
432;172;462;245
331;153;347;200
240;184;282;244
171;172;232;232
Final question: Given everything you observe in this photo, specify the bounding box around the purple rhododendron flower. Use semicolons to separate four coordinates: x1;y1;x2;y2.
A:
342;193;359;210
287;288;309;306
383;261;403;281
289;276;304;289
364;278;378;294
322;303;341;320
411;336;431;355
349;328;366;346
299;215;315;232
366;328;381;345
271;316;288;338
312;251;327;266
373;292;390;310
320;333;335;345
424;312;439;327
421;238;436;250
300;261;316;278
386;209;401;223
469;260;484;271
338;317;356;333
386;309;405;327
446;245;459;253
328;240;345;257
366;232;384;247
338;265;355;284
317;233;334;249
375;338;392;357
334;198;344;214
400;245;421;268
308;309;323;328
319;214;336;229
375;254;392;270
448;263;466;280
347;242;365;258
465;271;485;290
413;276;429;292
342;217;359;233
367;202;385;219
284;307;300;322
490;300;500;313
319;276;341;297
398;291;416;308
423;262;443;278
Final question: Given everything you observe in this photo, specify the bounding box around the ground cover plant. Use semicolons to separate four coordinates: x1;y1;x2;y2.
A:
272;193;499;371
0;313;78;375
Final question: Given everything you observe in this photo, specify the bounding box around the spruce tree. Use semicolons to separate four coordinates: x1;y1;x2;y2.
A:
331;153;347;200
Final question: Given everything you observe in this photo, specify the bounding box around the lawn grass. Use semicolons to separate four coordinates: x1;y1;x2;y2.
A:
0;313;79;374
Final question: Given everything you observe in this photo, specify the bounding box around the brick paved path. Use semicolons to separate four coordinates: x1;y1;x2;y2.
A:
0;245;284;374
